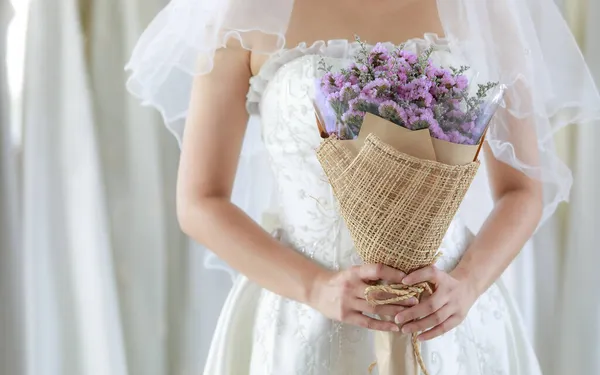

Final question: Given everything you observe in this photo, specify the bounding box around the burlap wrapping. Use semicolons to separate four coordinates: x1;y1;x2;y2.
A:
316;133;479;375
317;133;479;272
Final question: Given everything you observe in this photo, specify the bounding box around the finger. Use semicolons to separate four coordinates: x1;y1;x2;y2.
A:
353;299;408;318
347;312;400;332
358;264;407;284
400;304;452;334
401;265;442;286
417;315;462;341
394;293;447;325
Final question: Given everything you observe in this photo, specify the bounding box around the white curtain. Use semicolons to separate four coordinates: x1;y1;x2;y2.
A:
1;1;25;375
21;0;126;373
555;0;600;373
85;0;231;372
16;0;232;374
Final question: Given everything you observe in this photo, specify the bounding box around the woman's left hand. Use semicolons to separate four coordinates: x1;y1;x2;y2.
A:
393;266;479;341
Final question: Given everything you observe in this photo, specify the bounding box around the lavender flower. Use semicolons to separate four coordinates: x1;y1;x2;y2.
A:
447;130;476;145
369;43;391;67
317;36;499;144
341;109;365;138
406;106;436;130
403;77;435;108
396;49;418;65
455;75;469;90
427;119;449;141
340;82;360;102
379;101;408;126
362;78;392;99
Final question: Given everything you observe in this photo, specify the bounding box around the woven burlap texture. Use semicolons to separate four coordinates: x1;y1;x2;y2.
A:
317;133;479;273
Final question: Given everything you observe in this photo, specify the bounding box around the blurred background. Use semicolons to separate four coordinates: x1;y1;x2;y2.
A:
1;0;599;375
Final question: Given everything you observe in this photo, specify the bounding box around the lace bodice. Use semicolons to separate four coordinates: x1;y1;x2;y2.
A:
246;35;473;272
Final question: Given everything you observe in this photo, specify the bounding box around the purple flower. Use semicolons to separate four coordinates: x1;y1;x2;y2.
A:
440;72;456;87
447;99;461;110
455;75;469;90
348;95;373;112
427;118;448;140
362;78;392;100
371;43;390;55
316;38;497;146
403;105;436;130
460;121;476;133
341;109;366;138
369;43;391;67
403;77;435;107
396;50;418;65
326;90;342;102
447;130;475;145
340;82;360;102
334;73;346;88
446;109;467;119
426;64;445;80
431;85;449;97
373;69;389;79
342;109;366;123
379;100;408;125
321;72;345;94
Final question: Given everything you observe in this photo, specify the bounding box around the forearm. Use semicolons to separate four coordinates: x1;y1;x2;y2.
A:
179;197;327;304
451;189;542;296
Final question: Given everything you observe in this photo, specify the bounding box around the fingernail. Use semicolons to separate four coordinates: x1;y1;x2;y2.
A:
401;326;410;334
401;278;410;285
391;325;400;332
394;316;402;325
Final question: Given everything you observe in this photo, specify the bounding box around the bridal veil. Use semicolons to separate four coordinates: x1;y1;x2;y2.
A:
126;0;600;275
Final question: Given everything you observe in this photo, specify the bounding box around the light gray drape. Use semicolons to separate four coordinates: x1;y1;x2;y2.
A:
1;1;24;375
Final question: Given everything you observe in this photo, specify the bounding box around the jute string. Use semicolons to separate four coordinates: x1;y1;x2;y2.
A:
366;283;432;375
363;252;441;375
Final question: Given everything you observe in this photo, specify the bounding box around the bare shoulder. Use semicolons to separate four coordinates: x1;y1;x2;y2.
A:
205;39;252;81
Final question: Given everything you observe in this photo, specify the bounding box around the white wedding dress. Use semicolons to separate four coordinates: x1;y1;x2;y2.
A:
203;35;543;375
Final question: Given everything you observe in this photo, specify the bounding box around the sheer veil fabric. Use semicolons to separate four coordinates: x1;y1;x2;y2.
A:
125;0;600;275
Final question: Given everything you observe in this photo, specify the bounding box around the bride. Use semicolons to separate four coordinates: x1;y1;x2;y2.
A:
126;0;600;374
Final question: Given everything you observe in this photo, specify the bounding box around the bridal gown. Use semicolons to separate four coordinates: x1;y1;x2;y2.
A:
203;35;543;375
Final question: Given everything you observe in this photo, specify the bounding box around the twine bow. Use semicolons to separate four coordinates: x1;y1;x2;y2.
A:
364;254;441;375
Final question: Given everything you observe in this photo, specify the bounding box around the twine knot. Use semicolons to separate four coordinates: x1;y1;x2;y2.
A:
364;269;440;375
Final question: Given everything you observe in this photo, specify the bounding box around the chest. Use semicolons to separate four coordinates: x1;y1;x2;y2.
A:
251;0;444;75
286;0;443;46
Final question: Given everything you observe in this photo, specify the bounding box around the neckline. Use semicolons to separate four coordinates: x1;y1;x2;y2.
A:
246;33;452;116
288;33;449;51
252;32;450;80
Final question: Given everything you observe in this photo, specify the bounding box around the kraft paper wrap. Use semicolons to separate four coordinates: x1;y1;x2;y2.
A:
374;330;419;375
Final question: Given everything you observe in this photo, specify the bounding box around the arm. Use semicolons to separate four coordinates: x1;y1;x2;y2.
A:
177;45;409;331
451;143;543;295
395;118;543;339
177;46;323;304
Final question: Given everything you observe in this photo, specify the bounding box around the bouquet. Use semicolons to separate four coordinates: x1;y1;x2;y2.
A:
314;38;505;375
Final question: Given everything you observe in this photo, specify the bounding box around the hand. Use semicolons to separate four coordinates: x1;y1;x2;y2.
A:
393;266;478;341
309;264;418;332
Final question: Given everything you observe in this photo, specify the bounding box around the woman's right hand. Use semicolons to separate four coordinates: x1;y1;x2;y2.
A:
309;264;417;332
